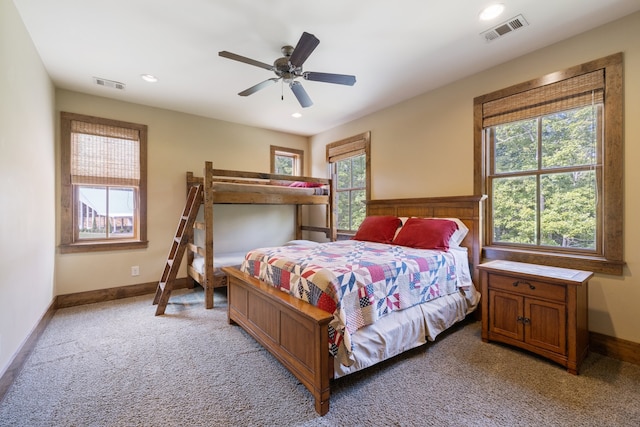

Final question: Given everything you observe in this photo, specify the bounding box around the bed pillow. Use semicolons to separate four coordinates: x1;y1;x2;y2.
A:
393;217;410;239
394;217;469;247
352;215;402;244
289;181;324;188
392;218;459;250
445;218;469;246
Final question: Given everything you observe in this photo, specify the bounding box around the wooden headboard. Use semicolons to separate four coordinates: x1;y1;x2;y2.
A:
366;195;486;288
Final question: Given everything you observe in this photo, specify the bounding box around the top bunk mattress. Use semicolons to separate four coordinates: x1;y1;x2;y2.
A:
210;181;327;196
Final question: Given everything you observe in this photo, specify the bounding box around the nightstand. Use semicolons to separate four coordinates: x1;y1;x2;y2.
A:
478;260;593;374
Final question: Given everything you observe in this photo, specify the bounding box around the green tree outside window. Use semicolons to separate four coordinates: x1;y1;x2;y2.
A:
490;106;598;249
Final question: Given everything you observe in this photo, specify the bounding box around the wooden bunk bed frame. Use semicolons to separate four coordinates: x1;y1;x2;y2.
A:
186;161;335;309
222;195;486;415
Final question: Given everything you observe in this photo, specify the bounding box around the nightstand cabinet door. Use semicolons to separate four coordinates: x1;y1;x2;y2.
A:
525;298;566;355
489;290;523;341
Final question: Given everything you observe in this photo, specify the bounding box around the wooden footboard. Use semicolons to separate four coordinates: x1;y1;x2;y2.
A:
222;266;334;415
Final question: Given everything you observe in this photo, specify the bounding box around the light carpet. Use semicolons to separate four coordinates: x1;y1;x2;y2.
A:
1;287;639;427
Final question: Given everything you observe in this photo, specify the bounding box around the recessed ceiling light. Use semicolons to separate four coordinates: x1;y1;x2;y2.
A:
291;112;302;118
140;74;158;83
479;3;505;21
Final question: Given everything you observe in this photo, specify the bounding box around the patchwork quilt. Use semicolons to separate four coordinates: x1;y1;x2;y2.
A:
241;240;472;366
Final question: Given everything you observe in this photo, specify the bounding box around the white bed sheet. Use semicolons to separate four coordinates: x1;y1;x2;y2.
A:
191;252;247;275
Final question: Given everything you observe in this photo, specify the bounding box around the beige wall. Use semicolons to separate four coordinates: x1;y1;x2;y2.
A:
0;1;56;376
311;12;640;344
55;91;309;295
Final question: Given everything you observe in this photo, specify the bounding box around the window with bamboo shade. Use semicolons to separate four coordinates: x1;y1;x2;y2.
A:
473;53;624;275
60;112;148;253
326;131;371;236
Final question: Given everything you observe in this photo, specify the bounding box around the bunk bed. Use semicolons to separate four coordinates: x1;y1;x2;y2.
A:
185;161;334;309
222;195;486;415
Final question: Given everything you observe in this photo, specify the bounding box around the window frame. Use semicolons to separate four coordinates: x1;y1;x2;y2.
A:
270;145;303;176
60;112;148;253
488;107;602;250
473;53;624;275
326;131;371;237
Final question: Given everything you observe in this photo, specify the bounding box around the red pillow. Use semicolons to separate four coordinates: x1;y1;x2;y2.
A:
289;181;323;188
352;216;402;244
392;218;458;250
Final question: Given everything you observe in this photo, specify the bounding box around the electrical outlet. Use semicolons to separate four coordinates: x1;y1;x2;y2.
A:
131;266;140;276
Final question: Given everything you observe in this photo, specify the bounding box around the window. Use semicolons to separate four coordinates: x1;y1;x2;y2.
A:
326;132;371;235
60;112;148;253
474;54;624;275
271;145;303;176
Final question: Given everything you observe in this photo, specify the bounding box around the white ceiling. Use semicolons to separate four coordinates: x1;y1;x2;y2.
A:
13;0;640;136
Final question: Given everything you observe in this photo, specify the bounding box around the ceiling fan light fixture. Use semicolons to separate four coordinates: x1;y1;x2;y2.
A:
479;3;505;21
140;74;158;83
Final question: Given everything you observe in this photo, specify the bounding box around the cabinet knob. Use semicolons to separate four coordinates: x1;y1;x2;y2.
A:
512;280;536;290
517;316;531;324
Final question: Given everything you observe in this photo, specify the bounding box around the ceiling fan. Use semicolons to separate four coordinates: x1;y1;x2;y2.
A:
219;32;356;108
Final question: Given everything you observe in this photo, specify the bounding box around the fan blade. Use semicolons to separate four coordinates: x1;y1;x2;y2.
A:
289;32;320;68
238;78;280;96
290;81;313;108
219;51;274;71
304;72;356;86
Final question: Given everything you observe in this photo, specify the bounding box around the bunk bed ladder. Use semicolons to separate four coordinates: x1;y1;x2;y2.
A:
153;184;203;315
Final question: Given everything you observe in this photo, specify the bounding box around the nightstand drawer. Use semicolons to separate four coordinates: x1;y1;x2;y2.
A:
488;273;566;302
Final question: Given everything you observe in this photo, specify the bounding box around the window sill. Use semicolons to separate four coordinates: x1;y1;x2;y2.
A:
483;246;625;276
59;240;149;254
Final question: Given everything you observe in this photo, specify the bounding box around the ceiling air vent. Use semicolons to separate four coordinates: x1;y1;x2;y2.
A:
480;14;529;42
93;77;126;90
